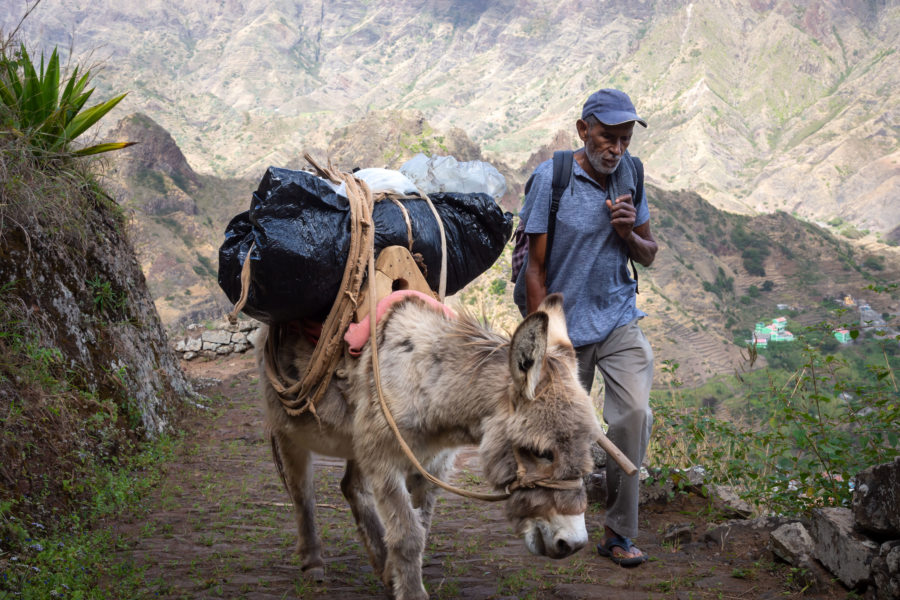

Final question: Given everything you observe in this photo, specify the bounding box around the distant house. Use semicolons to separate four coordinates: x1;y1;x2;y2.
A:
751;317;795;347
834;329;852;343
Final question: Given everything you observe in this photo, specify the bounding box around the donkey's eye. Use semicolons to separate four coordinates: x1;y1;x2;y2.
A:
534;449;554;462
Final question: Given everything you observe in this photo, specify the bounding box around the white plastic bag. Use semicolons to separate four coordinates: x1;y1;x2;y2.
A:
353;168;419;196
400;153;507;200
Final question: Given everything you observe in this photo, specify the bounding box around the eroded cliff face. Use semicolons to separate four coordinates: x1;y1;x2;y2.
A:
0;199;192;437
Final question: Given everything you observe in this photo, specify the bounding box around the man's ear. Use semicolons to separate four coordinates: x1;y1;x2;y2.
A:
576;118;589;142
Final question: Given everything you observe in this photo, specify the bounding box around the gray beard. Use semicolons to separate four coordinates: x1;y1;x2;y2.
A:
585;145;620;175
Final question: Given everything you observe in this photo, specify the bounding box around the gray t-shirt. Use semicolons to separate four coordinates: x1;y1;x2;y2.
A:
519;151;649;347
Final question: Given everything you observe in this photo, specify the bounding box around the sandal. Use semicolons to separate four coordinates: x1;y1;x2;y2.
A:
597;534;647;567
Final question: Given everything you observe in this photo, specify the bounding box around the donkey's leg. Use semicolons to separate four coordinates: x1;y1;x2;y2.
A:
271;432;325;580
406;450;456;539
370;471;428;600
340;459;387;577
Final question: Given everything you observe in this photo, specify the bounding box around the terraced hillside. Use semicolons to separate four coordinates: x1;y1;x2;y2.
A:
637;189;900;386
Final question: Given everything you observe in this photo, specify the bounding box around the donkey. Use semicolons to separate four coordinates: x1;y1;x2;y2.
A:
261;293;604;600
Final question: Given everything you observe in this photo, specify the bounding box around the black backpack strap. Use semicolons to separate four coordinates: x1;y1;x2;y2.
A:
630;155;644;294
544;150;574;278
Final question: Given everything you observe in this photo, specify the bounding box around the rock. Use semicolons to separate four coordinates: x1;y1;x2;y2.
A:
233;342;249;353
584;471;606;506
795;553;839;594
704;517;794;548
712;485;754;518
870;541;900;600
215;345;233;355
231;331;247;344
174;339;186;352
589;441;607;469
811;507;879;589
639;475;674;505
662;523;693;545
852;457;900;538
201;341;219;352
185;337;203;352
247;327;264;347
770;522;814;565
183;351;197;361
201;330;232;345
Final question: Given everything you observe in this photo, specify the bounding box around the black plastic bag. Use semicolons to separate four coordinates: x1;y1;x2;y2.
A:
218;167;513;323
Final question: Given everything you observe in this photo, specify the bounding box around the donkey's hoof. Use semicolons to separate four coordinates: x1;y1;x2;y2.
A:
301;565;325;582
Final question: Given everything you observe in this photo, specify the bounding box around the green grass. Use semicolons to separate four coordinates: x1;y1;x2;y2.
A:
0;435;177;599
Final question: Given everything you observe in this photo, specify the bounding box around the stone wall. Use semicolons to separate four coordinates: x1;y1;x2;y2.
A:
171;318;262;360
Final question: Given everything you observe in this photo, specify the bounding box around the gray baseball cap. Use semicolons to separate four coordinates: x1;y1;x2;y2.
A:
581;89;647;127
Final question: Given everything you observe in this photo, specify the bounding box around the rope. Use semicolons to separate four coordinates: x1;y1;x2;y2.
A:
365;249;512;502
268;154;375;417
245;158;583;500
417;188;448;300
383;195;414;250
226;241;256;325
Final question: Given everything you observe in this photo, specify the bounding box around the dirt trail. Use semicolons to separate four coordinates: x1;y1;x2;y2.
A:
106;352;844;599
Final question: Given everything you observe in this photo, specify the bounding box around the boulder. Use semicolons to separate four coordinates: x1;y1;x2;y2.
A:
870;541;900;600
852;457;900;538
770;522;814;565
811;507;879;588
711;485;754;518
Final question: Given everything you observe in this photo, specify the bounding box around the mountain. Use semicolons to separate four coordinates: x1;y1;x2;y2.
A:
101;113;900;385
102;114;253;326
5;0;898;236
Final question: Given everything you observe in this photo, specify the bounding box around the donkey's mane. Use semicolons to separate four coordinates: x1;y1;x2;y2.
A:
446;308;573;389
444;309;510;372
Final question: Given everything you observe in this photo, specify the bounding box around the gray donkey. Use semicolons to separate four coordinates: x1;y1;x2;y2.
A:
261;293;604;600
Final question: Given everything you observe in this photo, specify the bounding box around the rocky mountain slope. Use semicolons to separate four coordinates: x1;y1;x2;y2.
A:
0;142;193;519
5;0;898;236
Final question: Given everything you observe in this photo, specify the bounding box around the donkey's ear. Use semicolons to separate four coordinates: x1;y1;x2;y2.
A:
509;312;548;401
536;293;572;349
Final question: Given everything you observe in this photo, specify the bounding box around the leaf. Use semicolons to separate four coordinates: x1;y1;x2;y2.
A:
40;47;60;124
63;93;128;142
849;330;859;340
72;141;136;156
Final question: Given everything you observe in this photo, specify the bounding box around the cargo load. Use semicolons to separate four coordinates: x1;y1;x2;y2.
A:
218;165;513;323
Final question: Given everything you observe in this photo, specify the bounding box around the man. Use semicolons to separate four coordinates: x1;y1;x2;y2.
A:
516;88;658;567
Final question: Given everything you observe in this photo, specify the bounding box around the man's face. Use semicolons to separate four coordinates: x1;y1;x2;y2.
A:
579;120;635;175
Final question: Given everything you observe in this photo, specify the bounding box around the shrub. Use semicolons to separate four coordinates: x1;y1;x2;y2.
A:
650;317;899;515
0;42;133;159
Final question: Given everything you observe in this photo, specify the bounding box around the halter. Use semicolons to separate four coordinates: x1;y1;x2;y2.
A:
504;446;585;495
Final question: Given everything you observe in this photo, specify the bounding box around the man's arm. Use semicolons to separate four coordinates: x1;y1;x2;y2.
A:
626;222;657;267
524;233;548;315
608;194;658;267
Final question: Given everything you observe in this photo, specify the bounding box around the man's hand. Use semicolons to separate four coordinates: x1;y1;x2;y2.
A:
606;193;636;240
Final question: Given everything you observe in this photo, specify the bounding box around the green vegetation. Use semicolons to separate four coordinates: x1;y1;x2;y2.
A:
730;223;770;276
1;20;171;600
702;267;734;300
0;438;176;599
651;307;899;515
0;43;132;159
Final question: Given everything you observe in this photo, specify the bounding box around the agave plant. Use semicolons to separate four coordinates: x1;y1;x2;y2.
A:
0;44;133;156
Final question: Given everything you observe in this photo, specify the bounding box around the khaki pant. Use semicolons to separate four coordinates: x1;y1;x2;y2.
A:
576;318;654;539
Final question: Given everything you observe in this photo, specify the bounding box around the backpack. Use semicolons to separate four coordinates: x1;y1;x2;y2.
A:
510;150;644;288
